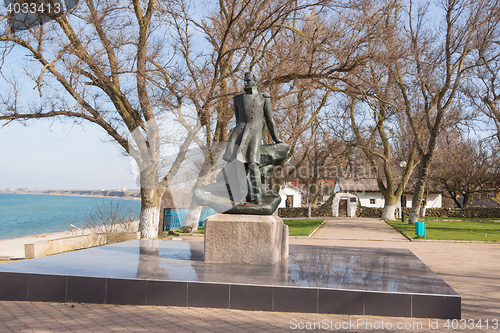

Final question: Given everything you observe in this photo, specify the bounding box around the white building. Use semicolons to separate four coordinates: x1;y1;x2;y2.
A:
332;178;442;217
332;192;359;217
278;185;302;208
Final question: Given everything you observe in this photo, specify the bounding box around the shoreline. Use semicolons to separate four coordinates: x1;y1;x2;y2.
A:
0;190;141;201
0;229;75;244
0;220;140;259
0;192;142;244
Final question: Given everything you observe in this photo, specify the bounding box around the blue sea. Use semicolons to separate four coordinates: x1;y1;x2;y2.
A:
0;193;141;240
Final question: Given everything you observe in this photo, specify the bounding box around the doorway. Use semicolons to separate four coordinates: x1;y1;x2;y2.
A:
339;199;348;217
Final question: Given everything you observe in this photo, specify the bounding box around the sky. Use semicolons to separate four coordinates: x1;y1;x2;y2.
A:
0;3;202;191
0;8;140;191
0;120;139;190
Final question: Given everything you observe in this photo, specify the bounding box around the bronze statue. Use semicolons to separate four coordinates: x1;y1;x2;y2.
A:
223;72;284;204
194;72;290;215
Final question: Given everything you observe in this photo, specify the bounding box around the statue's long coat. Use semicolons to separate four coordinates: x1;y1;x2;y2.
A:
223;92;274;164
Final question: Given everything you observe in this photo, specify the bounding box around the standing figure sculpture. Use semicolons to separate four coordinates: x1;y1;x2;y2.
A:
194;71;290;215
222;72;284;204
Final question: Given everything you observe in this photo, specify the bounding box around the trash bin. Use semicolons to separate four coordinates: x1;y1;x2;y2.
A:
415;222;426;238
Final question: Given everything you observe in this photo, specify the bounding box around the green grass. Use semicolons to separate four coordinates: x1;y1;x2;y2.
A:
387;219;500;241
174;227;204;234
419;216;500;222
158;227;205;237
283;219;325;236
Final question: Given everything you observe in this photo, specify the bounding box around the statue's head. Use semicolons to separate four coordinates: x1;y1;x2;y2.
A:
244;72;260;89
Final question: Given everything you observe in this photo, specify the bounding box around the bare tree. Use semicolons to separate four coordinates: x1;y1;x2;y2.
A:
432;137;497;207
465;18;500;142
0;0;190;238
388;0;500;223
282;121;349;215
346;96;419;220
325;0;419;220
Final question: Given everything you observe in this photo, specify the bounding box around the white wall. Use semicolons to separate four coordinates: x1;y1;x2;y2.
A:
357;192;442;209
330;190;443;217
357;192;386;208
332;192;358;217
330;189;442;217
397;194;442;208
279;186;302;208
423;194;442;208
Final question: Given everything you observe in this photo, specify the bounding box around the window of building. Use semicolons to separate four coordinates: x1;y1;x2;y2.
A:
350;197;357;203
370;198;375;205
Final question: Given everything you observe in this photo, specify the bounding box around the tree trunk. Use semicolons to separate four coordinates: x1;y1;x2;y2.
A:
139;170;165;239
420;206;426;217
307;189;312;217
139;189;162;239
463;193;470;207
381;203;397;221
409;182;423;224
184;202;202;233
448;190;463;208
408;207;418;224
312;193;320;205
409;155;432;224
381;184;400;221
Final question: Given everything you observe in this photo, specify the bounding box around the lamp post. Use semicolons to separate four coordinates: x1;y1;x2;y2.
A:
400;161;407;223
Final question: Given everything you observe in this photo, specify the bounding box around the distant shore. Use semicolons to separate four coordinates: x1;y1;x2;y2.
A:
0;189;141;201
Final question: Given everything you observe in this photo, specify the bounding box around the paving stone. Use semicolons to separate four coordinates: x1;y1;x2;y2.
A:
0;218;499;332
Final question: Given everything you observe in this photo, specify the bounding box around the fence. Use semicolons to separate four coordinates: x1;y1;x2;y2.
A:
163;208;216;231
355;206;500;218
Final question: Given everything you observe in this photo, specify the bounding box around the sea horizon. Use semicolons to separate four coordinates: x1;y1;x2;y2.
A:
0;192;141;240
0;190;141;201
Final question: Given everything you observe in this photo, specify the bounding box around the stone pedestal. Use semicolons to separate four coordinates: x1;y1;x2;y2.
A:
204;214;289;265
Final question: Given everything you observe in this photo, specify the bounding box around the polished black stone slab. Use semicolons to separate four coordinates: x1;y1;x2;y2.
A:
0;240;460;319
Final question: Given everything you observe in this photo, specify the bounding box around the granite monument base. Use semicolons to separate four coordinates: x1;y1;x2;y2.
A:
0;240;461;319
204;214;288;264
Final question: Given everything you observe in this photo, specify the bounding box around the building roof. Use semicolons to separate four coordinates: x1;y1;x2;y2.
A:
336;178;442;195
336;178;381;193
471;198;500;208
281;183;303;193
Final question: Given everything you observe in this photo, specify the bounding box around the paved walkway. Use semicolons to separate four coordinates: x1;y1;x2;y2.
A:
310;217;408;241
1;218;500;332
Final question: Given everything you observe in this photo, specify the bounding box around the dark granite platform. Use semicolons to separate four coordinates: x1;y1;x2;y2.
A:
0;240;460;319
